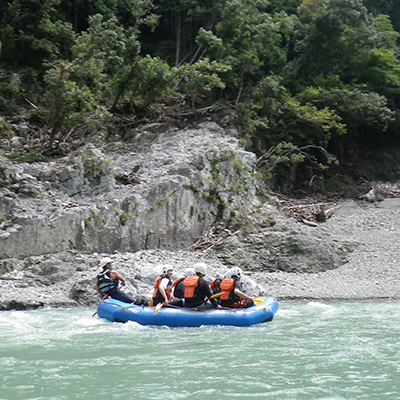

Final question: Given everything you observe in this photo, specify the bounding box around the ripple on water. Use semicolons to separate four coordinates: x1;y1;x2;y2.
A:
0;302;399;400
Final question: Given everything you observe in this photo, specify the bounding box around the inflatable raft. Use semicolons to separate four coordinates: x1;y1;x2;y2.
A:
96;296;278;327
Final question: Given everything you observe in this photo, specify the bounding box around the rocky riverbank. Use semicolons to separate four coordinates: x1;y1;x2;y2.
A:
1;121;400;310
1;197;399;310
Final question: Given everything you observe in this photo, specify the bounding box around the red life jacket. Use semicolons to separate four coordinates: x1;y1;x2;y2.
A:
152;276;173;299
183;275;199;298
220;278;235;300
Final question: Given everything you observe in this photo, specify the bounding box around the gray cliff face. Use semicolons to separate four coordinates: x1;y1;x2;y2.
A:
0;122;348;310
0;122;257;257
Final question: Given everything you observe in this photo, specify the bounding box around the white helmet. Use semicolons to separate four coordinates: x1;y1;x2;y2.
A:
183;267;196;277
230;266;242;279
161;265;173;276
224;269;232;279
99;257;113;269
193;262;207;275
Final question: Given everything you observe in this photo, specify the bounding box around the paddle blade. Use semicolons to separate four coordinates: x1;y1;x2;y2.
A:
253;297;266;306
153;301;165;315
209;292;226;299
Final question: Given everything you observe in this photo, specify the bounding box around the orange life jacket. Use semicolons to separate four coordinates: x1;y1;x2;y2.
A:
220;278;235;300
210;278;221;295
171;278;182;289
183;275;200;298
169;278;184;297
171;277;185;298
152;276;173;299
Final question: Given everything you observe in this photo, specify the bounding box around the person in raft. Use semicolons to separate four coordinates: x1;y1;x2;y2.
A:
179;262;221;309
96;257;136;303
171;268;196;298
210;268;231;295
168;267;196;307
152;265;174;306
219;266;254;308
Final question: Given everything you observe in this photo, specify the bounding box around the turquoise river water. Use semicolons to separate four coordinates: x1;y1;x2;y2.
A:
1;301;399;400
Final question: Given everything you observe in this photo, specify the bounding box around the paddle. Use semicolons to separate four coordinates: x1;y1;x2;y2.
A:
209;292;226;299
153;292;227;315
91;294;110;318
253;296;266;306
153;301;165;315
153;292;225;315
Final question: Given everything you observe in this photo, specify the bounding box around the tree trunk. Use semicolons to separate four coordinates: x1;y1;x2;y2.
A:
175;10;181;67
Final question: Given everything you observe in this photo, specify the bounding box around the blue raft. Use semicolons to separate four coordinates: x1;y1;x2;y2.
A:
97;296;278;327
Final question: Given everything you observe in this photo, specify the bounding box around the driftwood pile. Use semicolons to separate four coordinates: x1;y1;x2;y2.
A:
358;182;400;202
279;197;340;227
189;199;341;253
280;181;400;225
188;227;233;252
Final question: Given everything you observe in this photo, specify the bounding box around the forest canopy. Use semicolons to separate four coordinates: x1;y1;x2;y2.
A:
1;0;400;190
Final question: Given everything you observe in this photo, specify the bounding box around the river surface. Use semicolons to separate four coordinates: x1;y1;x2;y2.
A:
1;301;399;400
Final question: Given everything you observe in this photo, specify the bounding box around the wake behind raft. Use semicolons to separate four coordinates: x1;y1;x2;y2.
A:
96;296;278;327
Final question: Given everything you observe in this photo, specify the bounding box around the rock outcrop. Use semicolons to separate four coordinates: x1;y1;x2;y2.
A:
1;122;258;257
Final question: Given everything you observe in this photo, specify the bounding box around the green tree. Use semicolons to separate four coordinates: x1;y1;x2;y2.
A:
178;58;231;107
197;0;294;101
0;0;76;110
40;6;159;147
122;54;177;109
373;14;400;49
291;0;376;88
144;0;225;66
0;0;75;70
266;0;301;15
70;13;140;112
42;60;96;150
363;0;400;34
57;0;160;33
296;87;395;151
239;76;346;153
284;0;400;150
353;48;400;91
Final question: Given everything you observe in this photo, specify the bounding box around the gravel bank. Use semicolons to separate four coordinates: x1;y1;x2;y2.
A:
261;198;400;300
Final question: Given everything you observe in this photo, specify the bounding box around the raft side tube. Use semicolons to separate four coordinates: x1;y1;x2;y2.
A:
97;296;278;327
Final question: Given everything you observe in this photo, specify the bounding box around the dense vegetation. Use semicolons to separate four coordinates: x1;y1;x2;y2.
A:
1;0;400;190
